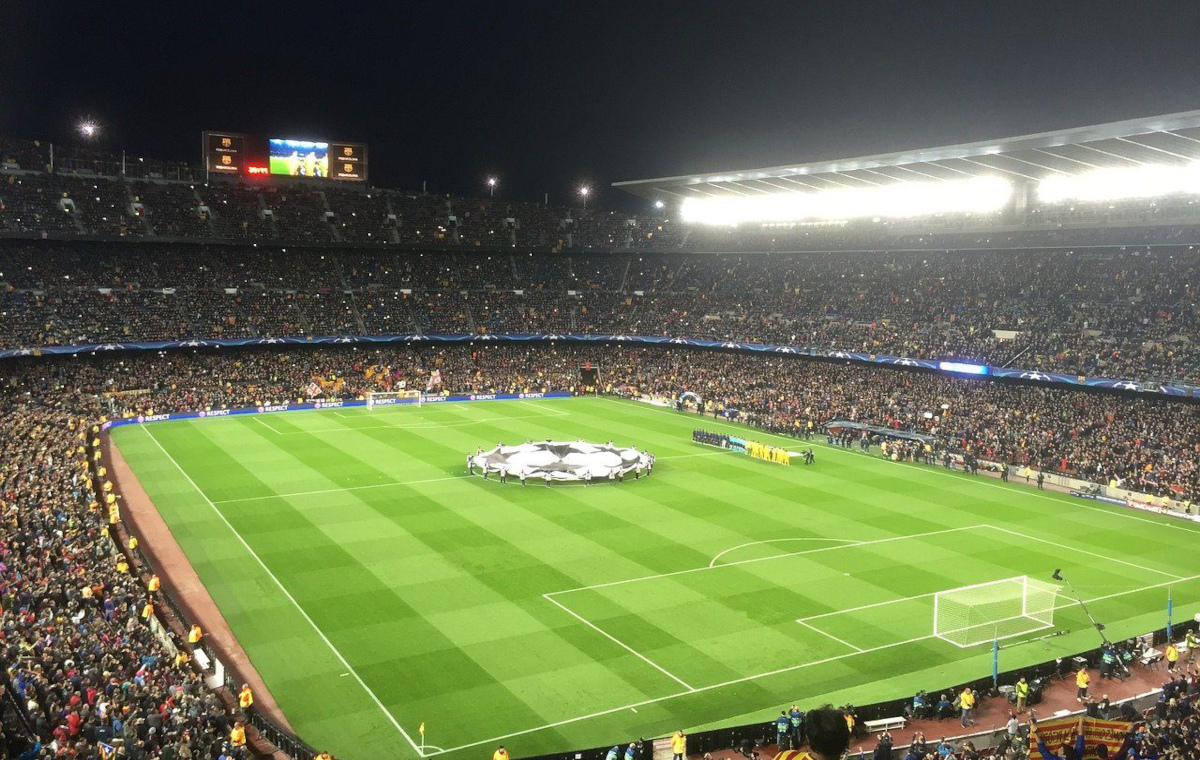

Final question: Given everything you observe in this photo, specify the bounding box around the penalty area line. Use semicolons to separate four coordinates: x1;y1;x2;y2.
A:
138;426;426;756
546;525;983;597
981;524;1186;581
797;620;864;652
430;569;1200;758
709;537;862;568
542;594;696;692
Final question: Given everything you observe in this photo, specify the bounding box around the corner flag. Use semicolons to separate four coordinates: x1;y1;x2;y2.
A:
419;723;426;736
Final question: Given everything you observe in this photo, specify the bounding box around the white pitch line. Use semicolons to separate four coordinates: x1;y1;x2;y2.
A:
542;594;696;692
797;589;941;623
268;413;570;435
209;449;722;505
547;525;983;597
424;569;1200;757
709;538;861;569
421;630;940;758
982;524;1186;581
209;451;725;504
139;426;425;756
249;416;282;435
797;620;864;652
518;399;571;416
211;474;473;504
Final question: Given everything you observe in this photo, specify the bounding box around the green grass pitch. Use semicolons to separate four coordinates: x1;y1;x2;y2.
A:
110;396;1200;760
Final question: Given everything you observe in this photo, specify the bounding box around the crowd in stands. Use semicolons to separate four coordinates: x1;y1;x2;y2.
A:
14;160;1200;256
0;376;242;759
0;340;1198;757
1;243;1197;385
8;342;1200;501
0;139;49;172
5;134;1200;760
0;168;680;250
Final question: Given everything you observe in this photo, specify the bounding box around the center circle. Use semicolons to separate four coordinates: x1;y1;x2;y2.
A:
470;441;653;483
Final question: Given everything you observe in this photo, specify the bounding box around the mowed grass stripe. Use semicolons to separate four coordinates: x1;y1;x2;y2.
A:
113;425;416;760
314;407;746;686
221;416;697;739
150;420;590;758
111;397;1200;760
598;397;1198;575
144;421;568;755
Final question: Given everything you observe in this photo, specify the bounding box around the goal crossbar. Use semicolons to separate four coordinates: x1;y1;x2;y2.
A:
933;576;1060;648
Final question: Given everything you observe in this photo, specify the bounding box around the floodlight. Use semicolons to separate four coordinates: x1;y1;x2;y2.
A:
654;200;665;209
77;119;100;140
680;176;1011;226
1038;163;1200;203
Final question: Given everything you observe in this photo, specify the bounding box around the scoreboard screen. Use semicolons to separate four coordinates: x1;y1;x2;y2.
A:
269;138;367;181
203;132;246;176
270;139;329;178
203;131;367;182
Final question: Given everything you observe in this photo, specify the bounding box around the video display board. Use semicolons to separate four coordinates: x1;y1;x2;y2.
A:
269;138;367;181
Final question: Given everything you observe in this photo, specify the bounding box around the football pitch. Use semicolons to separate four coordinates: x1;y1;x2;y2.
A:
110;396;1200;760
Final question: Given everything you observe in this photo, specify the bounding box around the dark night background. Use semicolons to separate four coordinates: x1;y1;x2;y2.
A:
3;1;1199;209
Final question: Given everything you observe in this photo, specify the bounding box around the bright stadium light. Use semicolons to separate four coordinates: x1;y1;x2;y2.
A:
77;119;100;140
679;176;1011;226
579;185;591;209
1038;163;1200;203
654;200;665;209
487;177;497;197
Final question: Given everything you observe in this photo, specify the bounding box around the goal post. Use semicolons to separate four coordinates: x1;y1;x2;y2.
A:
933;576;1060;648
366;390;423;409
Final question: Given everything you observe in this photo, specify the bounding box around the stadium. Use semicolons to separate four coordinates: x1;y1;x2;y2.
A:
4;7;1200;760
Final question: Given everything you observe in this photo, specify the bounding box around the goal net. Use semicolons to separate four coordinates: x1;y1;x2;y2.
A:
933;576;1060;648
366;390;423;409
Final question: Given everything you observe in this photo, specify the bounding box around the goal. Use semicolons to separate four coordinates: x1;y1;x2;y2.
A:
933;576;1060;648
366;390;423;409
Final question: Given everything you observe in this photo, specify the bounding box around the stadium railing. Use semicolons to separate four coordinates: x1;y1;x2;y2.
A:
0;664;39;756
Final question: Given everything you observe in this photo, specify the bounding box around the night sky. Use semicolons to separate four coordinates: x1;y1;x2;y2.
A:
4;1;1200;209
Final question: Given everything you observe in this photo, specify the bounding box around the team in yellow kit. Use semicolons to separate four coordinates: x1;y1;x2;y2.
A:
747;440;791;465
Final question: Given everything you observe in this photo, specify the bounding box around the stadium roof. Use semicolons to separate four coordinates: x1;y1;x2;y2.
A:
614;110;1200;200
